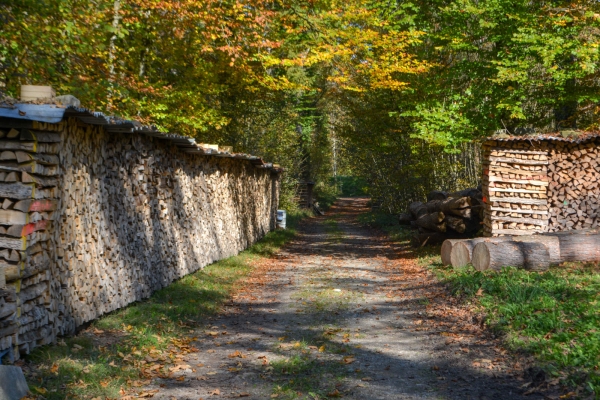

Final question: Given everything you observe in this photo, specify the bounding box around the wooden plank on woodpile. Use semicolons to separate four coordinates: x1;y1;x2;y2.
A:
15;152;59;165
0;210;28;225
490;216;548;226
485;206;548;215
488;156;549;165
487;188;547;195
490;228;543;235
485;148;548;155
0;237;25;250
5;221;50;237
488;176;549;185
486;167;547;176
12;199;57;213
0;183;34;200
488;197;547;205
21;172;59;187
19;130;61;143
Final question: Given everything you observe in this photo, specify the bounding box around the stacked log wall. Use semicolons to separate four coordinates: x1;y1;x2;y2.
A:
0;117;280;360
482;140;550;236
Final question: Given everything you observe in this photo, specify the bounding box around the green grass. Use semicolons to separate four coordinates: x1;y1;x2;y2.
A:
24;209;311;399
434;263;600;394
359;210;600;396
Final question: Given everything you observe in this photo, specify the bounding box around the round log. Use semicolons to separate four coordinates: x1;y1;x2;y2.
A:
450;237;512;269
445;215;466;233
427;190;448;202
441;239;464;265
512;235;561;265
415;211;446;232
409;201;428;219
472;241;550;272
555;233;600;262
398;212;413;225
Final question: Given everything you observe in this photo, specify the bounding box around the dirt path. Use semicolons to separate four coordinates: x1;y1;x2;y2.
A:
143;198;543;399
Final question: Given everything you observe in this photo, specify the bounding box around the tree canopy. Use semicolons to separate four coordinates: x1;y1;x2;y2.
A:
2;0;600;209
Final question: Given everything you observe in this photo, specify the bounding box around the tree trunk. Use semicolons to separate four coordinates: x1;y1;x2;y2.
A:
472;241;550;272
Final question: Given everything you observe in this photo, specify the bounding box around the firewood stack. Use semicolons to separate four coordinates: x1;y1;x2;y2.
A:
481;141;549;236
399;188;484;247
0;123;60;360
547;140;600;232
0;109;282;362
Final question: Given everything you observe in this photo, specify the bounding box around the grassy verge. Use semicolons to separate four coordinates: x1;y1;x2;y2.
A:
24;210;311;399
360;210;600;396
434;263;600;394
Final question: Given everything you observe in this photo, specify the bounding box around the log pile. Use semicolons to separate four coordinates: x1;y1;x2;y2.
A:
399;188;484;247
482;141;549;236
547;140;600;232
441;229;600;271
0;115;281;361
0;122;60;359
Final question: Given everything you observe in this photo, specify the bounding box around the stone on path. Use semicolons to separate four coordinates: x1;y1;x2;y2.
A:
0;365;30;400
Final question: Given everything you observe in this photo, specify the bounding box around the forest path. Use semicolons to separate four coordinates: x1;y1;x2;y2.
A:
146;198;541;400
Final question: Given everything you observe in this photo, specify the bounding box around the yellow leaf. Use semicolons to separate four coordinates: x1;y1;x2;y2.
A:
318;345;325;352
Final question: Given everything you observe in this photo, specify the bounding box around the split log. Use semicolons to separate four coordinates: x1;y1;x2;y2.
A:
472;241;550;272
445;215;466;233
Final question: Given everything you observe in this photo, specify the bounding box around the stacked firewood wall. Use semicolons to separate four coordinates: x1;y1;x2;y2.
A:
56;118;279;333
547;139;600;232
0;117;280;361
482;140;550;236
0;120;62;360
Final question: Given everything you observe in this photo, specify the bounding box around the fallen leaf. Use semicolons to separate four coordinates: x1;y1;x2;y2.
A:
343;356;355;364
326;389;342;397
318;345;326;352
228;351;245;358
210;388;221;396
